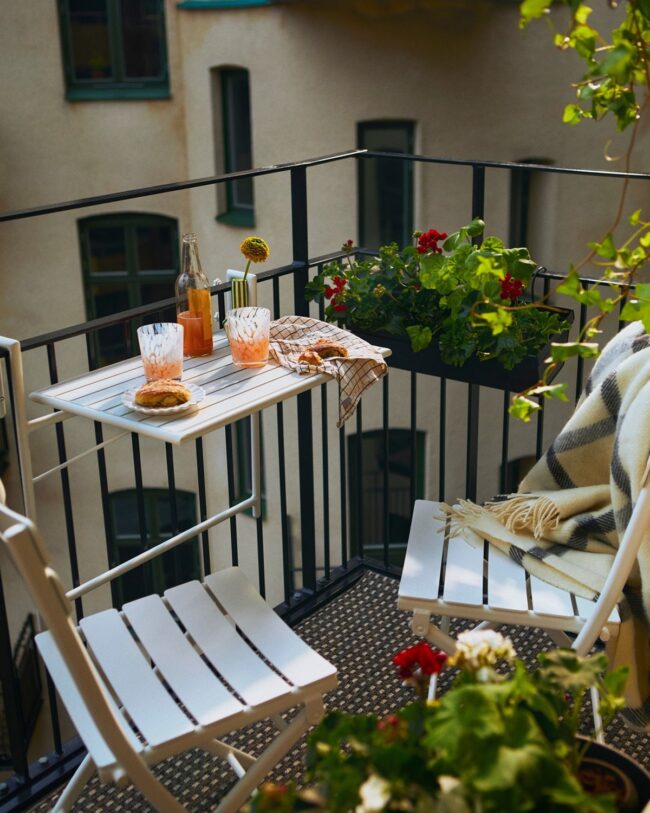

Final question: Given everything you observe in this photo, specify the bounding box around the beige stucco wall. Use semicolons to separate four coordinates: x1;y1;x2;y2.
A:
0;0;648;684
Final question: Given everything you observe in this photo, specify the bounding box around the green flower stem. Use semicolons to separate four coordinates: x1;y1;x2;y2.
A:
242;259;252;284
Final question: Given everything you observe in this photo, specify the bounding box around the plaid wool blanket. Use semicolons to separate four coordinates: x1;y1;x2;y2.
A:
269;316;387;426
446;321;650;730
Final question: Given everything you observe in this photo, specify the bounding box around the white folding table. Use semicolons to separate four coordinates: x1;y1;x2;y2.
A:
28;331;389;601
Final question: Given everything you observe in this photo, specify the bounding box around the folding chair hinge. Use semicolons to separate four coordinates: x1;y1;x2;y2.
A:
411;609;431;638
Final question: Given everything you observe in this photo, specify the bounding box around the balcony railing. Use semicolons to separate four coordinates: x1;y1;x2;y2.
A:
0;150;648;811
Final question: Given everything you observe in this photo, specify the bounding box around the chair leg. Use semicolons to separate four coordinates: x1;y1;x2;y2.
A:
204;739;257;772
52;754;95;812
214;706;315;813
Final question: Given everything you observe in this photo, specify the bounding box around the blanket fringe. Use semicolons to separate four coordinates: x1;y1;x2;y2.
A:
486;495;560;540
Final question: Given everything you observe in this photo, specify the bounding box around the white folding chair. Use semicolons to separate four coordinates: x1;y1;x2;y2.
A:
398;463;650;735
0;501;337;813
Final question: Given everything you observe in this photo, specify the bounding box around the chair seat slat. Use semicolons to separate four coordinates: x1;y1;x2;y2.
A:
486;544;528;612
204;568;337;690
80;610;194;748
398;500;446;603
164;579;292;707
122;594;244;726
441;532;483;606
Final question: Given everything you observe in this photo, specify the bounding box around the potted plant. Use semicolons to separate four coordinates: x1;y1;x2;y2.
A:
251;633;649;813
305;220;573;392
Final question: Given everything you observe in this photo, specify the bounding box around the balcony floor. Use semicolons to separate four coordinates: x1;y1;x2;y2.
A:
29;571;650;812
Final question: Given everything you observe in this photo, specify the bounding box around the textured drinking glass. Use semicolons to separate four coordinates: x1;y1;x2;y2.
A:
225;307;270;368
137;323;184;381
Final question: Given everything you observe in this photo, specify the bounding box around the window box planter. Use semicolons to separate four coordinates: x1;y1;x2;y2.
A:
352;306;574;392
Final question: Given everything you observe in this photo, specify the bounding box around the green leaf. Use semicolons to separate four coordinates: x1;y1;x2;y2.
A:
476;308;513;335
599;42;635;83
519;0;552;25
629;209;642;226
620;283;650;331
419;253;446;289
590;232;616;261
406;324;433;352
527;382;569;402
509;396;541;422
563;103;585;125
548;342;600;363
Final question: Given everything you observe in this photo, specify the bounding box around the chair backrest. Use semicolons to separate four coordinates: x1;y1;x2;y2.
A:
0;501;145;773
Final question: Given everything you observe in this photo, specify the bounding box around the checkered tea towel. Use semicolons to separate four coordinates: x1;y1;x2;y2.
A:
445;321;650;730
269;316;387;427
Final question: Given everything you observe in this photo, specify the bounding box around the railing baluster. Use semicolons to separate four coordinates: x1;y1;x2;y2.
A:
47;342;83;620
382;375;390;567
410;373;417;510
321;383;330;580
355;405;363;558
438;378;446;501
131;434;149;592
195;438;211;575
224;424;239;566
256;516;266;598
0;573;29;780
500;391;511;493
340;425;348;567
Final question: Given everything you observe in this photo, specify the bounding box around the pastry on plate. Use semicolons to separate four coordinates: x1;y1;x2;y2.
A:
134;379;192;408
298;341;349;365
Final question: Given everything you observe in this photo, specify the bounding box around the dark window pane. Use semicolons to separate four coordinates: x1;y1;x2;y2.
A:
90;284;131;363
69;0;112;80
140;283;174;306
223;70;254;209
157;493;196;536
120;0;164;79
136;225;174;271
358;123;414;248
88;227;127;274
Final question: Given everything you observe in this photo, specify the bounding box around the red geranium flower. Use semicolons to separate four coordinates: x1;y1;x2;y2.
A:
333;276;347;290
417;228;448;255
500;273;525;301
392;642;447;679
333;302;348;313
324;286;336;299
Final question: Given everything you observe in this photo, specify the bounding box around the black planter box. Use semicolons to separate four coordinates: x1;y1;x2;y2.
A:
354;308;574;392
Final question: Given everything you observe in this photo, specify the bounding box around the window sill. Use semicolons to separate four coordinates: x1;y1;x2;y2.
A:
66;85;171;102
216;209;255;228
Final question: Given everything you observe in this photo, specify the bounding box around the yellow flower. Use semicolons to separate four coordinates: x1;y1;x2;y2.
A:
240;236;270;264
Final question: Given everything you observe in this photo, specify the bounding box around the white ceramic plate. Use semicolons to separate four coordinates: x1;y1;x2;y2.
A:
121;383;205;416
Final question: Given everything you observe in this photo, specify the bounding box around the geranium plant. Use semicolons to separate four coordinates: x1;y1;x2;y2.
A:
252;633;631;813
306;219;568;372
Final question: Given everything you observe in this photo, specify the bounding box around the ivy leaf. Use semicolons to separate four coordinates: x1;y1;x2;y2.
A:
629;209;642;226
620;283;650;332
528;382;569;402
563;103;585;125
548;342;599;363
406;324;433;352
599;42;636;84
509;396;541;422
519;0;552;26
589;232;616;260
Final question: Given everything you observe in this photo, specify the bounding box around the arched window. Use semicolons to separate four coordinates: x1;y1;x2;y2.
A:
107;489;200;608
212;66;254;226
78;213;179;366
357;120;415;249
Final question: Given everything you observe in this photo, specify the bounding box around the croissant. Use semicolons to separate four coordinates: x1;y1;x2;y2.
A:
135;379;191;408
298;342;349;365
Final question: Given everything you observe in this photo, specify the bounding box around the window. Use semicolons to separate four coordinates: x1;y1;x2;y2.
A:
107;489;200;607
357;121;415;249
79;213;179;367
58;0;170;100
348;429;425;566
213;67;255;226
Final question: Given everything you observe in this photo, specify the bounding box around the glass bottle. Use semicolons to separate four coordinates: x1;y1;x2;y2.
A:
176;233;214;357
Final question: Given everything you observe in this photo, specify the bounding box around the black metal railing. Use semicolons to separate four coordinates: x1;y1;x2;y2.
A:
0;150;648;811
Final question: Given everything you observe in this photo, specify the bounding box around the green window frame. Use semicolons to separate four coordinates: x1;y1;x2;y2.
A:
107;489;200;607
357;120;415;249
79;213;179;368
215;67;255;227
57;0;170;101
348;428;425;567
